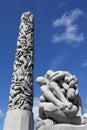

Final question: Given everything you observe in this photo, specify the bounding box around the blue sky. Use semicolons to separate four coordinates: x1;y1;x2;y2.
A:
0;0;87;129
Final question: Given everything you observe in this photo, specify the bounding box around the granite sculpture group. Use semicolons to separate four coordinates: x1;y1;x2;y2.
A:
36;70;87;130
3;11;87;130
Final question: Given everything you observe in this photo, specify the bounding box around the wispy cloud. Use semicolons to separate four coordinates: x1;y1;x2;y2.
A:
83;97;87;117
84;108;87;113
81;60;87;68
50;55;63;70
33;97;39;121
83;109;87;118
0;109;4;119
52;8;85;46
57;2;65;9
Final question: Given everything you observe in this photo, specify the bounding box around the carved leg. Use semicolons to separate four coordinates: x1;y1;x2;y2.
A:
49;81;72;109
39;102;81;125
41;85;66;110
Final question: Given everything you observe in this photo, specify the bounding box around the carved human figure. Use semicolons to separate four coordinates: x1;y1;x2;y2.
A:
8;11;34;111
36;70;86;129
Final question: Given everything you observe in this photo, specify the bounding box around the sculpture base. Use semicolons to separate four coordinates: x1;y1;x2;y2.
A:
3;109;34;130
38;124;87;130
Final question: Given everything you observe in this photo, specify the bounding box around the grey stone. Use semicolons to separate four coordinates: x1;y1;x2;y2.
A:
3;109;34;130
37;124;87;130
3;11;34;130
8;11;34;111
36;70;87;130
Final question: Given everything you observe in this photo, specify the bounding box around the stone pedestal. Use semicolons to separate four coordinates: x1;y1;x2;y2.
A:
38;124;87;130
3;109;34;130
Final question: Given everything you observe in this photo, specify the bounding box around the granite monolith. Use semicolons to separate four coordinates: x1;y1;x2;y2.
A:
3;11;34;130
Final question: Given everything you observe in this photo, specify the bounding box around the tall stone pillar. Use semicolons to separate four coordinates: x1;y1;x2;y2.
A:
3;11;34;130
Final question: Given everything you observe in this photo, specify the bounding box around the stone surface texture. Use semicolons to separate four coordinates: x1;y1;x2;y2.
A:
3;11;34;130
36;70;87;130
3;110;33;130
8;11;34;111
37;124;87;130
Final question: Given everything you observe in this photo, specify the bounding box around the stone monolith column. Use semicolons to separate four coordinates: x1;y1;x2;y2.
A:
3;11;34;130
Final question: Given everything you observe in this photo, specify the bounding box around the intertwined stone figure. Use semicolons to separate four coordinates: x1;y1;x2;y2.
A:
36;70;87;129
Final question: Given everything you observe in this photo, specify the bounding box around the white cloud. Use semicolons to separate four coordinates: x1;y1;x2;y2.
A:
83;113;87;118
84;108;87;113
52;8;85;46
81;60;87;68
0;109;4;119
83;98;87;118
33;97;39;121
50;55;63;70
83;110;87;119
57;2;65;9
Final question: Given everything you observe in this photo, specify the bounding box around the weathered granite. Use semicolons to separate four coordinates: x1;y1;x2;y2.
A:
3;109;34;130
3;11;34;130
37;124;87;130
8;11;34;111
36;70;87;130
